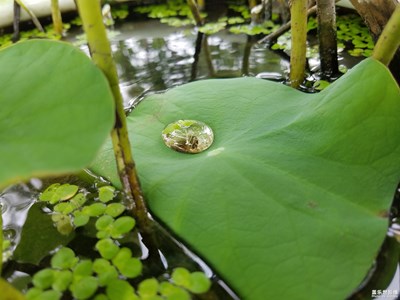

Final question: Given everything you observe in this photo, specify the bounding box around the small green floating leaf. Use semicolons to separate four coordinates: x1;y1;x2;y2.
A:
95;215;114;239
198;22;227;35
52;213;74;235
54;202;74;214
96;215;115;231
98;186;115;203
82;203;107;217
39;183;61;203
106;279;139;300
112;247;142;278
110;216;136;238
27;290;62;300
159;282;190;300
73;259;93;279
70;193;87;210
73;211;90;227
32;268;55;289
95;238;119;260
187;272;211;294
26;287;42;300
52;270;73;292
96;230;109;240
313;79;330;91
69;276;98;300
138;278;159;297
111;247;131;264
105;203;125;217
93;258;111;272
51;247;78;270
93;294;108;300
40;184;79;204
171;268;191;289
56;184;79;201
93;258;119;287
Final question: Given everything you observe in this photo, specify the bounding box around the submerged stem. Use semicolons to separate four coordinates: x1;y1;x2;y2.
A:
372;4;400;67
316;0;339;78
75;0;152;235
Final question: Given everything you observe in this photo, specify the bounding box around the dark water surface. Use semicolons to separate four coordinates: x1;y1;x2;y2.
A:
76;19;291;108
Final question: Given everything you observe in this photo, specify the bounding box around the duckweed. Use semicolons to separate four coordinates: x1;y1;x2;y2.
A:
27;181;211;299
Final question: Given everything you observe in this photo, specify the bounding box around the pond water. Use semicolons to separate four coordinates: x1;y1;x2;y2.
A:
71;19;365;109
1;15;400;300
72;19;291;109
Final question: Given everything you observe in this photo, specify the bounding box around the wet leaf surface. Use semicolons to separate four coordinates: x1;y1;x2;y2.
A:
91;58;400;299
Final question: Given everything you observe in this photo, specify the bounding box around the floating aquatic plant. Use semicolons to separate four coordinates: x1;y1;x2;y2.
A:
23;181;211;300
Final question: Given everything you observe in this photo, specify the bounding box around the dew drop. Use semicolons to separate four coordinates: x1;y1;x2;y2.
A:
162;120;214;154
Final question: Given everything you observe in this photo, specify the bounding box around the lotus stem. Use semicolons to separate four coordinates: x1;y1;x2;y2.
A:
187;0;203;26
51;0;63;35
372;4;400;67
196;0;205;11
289;0;308;88
75;0;152;235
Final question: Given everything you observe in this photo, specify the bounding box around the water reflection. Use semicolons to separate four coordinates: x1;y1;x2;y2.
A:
101;20;288;107
0;182;38;260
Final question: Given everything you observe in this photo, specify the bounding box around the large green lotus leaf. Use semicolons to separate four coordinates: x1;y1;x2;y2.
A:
91;58;400;299
0;40;114;189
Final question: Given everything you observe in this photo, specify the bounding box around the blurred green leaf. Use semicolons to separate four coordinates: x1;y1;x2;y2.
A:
105;203;125;218
69;276;98;300
51;247;78;270
0;40;114;189
95;239;119;260
32;269;55;290
138;278;159;297
106;279;139;300
98;186;115;203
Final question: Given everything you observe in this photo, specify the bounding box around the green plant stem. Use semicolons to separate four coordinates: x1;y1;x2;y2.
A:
196;0;205;11
248;0;257;9
289;0;308;88
51;0;63;35
187;0;203;26
75;0;151;235
372;4;400;67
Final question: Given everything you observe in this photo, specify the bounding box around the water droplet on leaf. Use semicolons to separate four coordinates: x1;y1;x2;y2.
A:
162;120;214;154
